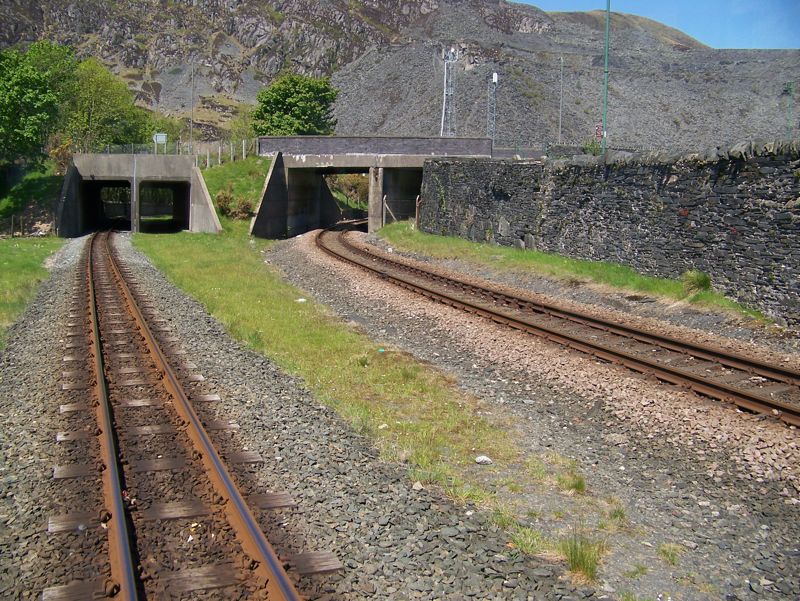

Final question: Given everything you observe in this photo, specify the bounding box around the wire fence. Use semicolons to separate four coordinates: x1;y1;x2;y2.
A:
0;212;56;238
88;138;260;169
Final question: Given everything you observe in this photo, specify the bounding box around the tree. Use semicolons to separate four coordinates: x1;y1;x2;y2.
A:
64;58;151;151
252;74;338;136
0;48;61;166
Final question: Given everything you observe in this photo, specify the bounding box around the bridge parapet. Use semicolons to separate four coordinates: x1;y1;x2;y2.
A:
257;136;492;159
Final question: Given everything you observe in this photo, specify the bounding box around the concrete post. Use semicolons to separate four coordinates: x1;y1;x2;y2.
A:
131;154;140;233
367;166;384;233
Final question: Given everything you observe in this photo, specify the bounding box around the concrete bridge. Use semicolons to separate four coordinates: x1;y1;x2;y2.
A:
57;154;221;237
250;136;492;238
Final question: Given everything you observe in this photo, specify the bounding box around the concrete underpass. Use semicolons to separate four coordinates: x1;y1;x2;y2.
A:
57;154;220;237
250;136;492;238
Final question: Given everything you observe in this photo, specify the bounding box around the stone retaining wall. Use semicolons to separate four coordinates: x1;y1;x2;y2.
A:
420;141;800;325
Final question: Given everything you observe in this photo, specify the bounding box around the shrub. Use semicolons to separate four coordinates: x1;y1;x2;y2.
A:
215;184;253;220
582;137;602;156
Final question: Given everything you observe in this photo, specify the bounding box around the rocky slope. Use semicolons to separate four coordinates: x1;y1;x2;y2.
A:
1;0;798;148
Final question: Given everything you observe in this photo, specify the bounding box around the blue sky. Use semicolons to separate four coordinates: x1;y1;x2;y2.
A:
519;0;800;49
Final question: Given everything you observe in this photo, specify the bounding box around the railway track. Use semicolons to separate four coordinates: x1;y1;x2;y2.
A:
44;232;337;600
316;227;800;428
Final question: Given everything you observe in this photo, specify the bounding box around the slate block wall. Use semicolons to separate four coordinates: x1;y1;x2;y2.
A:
420;142;800;325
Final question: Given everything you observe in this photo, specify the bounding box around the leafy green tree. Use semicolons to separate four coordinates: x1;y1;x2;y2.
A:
24;41;78;105
64;58;151;151
252;74;338;136
0;48;61;166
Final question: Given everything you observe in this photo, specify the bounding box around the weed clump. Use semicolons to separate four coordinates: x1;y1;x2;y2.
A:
559;529;606;581
681;269;711;295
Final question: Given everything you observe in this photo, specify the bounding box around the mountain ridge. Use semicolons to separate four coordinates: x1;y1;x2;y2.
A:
1;0;797;149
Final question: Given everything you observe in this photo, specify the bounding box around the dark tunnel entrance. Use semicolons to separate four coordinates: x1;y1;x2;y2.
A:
76;179;190;234
79;180;132;231
139;181;190;233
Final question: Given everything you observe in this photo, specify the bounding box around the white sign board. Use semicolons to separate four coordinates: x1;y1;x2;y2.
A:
153;133;167;144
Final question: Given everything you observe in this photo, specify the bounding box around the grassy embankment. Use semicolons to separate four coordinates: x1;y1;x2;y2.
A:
0;161;63;223
0;238;64;349
0;162;65;349
133;219;621;577
201;155;271;206
379;221;767;321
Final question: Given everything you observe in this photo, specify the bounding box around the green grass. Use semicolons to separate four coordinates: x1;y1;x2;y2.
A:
623;564;648;579
558;530;606;581
201;156;271;208
657;542;685;566
379;221;767;320
556;469;587;494
0;162;63;218
133;220;517;503
511;526;552;555
0;237;64;349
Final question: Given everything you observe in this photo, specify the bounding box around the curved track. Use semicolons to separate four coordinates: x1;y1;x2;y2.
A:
316;227;800;428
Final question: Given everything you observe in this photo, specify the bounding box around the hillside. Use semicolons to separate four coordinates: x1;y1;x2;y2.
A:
1;0;798;149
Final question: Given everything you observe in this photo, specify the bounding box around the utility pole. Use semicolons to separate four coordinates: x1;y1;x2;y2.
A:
601;0;610;153
558;55;564;145
487;72;498;145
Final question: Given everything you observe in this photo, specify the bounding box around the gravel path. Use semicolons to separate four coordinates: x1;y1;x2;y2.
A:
267;231;800;601
0;236;112;599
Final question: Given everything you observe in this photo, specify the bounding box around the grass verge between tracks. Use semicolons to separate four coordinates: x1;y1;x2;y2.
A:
379;221;768;322
133;219;514;501
0;237;64;350
134;219;624;580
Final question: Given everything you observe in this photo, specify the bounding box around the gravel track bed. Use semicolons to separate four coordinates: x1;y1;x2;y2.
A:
111;232;590;600
0;236;111;599
267;232;800;601
366;234;800;359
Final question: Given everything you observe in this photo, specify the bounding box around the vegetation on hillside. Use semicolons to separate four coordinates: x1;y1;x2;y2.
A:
201;156;272;220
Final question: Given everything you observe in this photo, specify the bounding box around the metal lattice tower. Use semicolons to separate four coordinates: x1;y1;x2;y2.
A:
440;47;458;137
487;72;498;142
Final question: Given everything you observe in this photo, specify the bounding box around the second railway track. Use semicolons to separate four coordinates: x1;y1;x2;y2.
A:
316;227;800;428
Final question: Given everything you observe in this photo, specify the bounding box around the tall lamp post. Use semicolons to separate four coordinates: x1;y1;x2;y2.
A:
601;0;610;153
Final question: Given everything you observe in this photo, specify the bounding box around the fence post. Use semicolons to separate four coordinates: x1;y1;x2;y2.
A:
242;139;246;160
10;214;14;238
230;143;234;162
206;149;210;169
218;144;221;166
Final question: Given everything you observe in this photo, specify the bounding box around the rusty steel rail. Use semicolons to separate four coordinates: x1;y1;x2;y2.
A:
316;228;800;428
87;232;141;600
102;232;300;601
